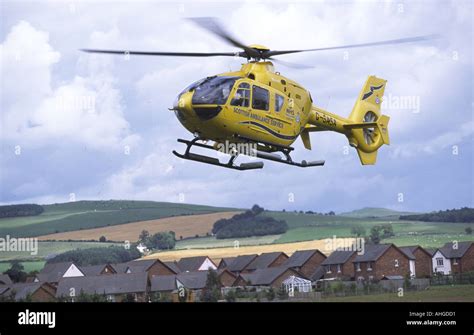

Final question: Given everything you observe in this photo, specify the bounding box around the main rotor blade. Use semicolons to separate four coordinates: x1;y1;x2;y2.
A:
269;57;314;69
81;49;240;57
265;34;439;57
187;17;250;52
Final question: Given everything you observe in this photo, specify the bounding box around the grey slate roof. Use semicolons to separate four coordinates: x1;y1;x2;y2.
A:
37;262;83;283
282;249;322;268
439;241;473;259
176;271;209;289
245;252;287;271
81;264;114;276
399;247;416;260
227;254;258;272
218;257;236;269
353;244;392;262
321;250;356;265
177;256;210;272
151;275;177;292
56;272;148;297
425;248;437;256
163;261;181;274
310;266;325;281
0;286;9;295
0;274;12;285
238;267;295;286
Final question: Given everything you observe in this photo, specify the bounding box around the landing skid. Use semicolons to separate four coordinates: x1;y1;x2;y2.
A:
172;137;325;170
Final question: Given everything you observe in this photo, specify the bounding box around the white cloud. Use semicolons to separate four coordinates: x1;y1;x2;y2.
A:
1;21;140;150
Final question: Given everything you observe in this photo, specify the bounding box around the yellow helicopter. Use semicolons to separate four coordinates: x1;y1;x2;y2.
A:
82;18;436;171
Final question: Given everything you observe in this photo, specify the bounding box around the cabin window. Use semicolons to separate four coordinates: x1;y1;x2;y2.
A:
275;94;284;112
252;86;269;111
191;76;239;105
231;82;251;107
436;258;444;266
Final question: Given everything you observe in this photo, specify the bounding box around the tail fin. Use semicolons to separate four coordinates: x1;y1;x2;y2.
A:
344;76;390;165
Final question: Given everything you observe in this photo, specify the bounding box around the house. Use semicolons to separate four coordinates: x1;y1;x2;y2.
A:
0;282;56;302
217;257;236;270
35;262;84;284
352;244;410;281
177;256;217;272
150;271;212;302
81;264;116;276
400;246;433;278
56;272;149;302
163;261;182;274
282;249;326;278
226;254;258;274
0;274;12;285
432;241;474;275
321;250;357;280
112;259;177;278
233;266;303;288
217;269;238;287
244;252;289;272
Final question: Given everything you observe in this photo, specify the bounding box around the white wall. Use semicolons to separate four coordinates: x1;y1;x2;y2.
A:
432;251;451;275
199;258;217;271
409;260;416;277
63;264;84;278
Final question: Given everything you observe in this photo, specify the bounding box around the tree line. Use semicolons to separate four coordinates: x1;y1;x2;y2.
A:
400;207;474;223
212;205;288;239
0;204;44;218
47;246;141;266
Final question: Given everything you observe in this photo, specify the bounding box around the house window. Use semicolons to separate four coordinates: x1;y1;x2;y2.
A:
367;262;373;271
252;86;269;110
436;258;444;266
275;94;284;112
231;82;250;107
453;258;459;265
394;259;399;268
355;263;361;272
325;265;332;274
337;264;341;273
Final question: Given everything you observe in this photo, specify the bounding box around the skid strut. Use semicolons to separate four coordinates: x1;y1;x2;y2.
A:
172;137;325;170
172;138;264;171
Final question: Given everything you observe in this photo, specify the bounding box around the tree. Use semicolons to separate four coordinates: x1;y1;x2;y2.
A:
5;261;27;283
201;269;221;302
369;226;381;244
351;225;366;237
381;224;394;238
99;235;107;242
251;204;264;215
466;227;473;235
277;286;288;300
224;290;237;302
138;230;150;244
266;288;276;301
146;231;176;250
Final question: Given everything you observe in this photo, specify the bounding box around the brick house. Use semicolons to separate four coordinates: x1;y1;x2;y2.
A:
217;257;236;270
432;241;474;275
35;262;85;285
177;256;217;272
56;272;149;302
112;259;178;278
400;245;433;278
226;254;258;274
244;252;289;272
0;282;56;302
81;264;117;276
352;244;410;281
321;250;357;280
282;249;326;278
233;267;303;288
217;269;238;287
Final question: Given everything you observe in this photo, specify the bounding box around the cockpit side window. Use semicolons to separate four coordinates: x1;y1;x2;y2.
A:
275;94;284;112
230;82;251;107
191;76;239;105
252;86;269;111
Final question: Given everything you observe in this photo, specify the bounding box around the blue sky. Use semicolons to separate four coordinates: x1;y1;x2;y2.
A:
0;0;472;213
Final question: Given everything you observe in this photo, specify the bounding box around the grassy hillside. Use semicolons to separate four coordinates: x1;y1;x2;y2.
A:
339;207;419;218
0;200;238;238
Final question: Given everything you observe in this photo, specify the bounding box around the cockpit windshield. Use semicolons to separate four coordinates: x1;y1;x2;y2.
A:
191;76;239;105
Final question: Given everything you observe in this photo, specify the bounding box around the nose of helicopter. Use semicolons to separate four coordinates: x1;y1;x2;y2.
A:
172;91;194;123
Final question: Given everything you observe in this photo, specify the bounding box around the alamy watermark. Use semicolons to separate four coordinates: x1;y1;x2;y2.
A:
0;235;38;255
216;140;258;158
324;235;365;255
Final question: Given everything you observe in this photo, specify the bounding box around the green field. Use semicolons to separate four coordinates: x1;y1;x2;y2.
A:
339;207;419;218
0;241;121;262
321;284;474;302
0;200;238;238
175;235;281;250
